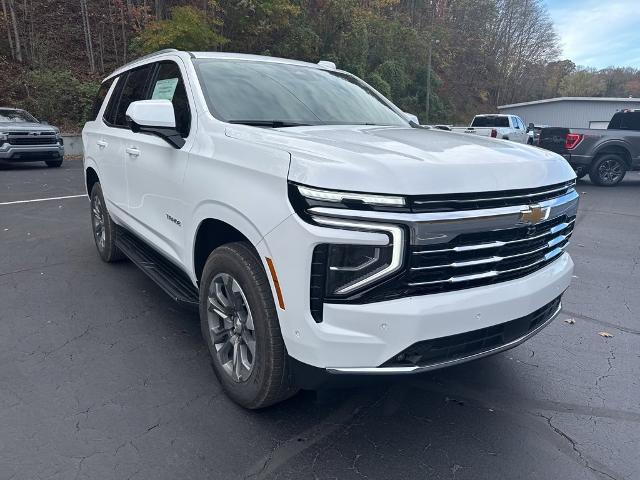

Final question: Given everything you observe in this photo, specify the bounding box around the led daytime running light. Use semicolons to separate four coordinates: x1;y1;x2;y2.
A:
298;185;405;207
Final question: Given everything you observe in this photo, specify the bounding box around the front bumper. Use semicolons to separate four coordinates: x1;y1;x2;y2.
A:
261;212;574;371
0;143;64;161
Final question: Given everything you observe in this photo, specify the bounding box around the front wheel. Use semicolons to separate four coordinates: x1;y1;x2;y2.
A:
589;154;627;186
199;242;297;409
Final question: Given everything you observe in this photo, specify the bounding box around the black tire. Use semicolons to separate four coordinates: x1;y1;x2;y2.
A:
45;159;63;168
573;165;588;180
589;154;627;186
90;182;124;262
199;242;297;409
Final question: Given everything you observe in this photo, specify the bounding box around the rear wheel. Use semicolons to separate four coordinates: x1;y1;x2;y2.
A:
589;154;627;186
199;242;297;409
90;182;124;262
45;159;63;168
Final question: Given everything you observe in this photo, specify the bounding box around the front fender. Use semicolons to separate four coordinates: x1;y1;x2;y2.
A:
82;155;101;195
187;201;292;283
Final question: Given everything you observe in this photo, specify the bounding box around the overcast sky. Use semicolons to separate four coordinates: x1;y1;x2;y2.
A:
544;0;640;69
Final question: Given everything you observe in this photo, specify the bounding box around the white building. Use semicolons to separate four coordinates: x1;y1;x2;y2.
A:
498;97;640;129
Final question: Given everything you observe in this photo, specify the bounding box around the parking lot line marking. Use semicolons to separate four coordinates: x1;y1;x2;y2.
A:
0;194;87;206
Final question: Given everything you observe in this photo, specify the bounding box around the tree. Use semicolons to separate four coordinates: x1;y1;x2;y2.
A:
5;0;22;62
559;69;606;97
131;5;227;55
220;0;299;54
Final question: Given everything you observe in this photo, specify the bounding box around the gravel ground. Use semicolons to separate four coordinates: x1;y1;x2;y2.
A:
1;159;638;480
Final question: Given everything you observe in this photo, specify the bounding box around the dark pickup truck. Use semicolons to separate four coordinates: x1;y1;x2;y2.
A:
539;110;640;186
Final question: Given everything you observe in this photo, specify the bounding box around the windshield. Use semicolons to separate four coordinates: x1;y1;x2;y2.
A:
194;59;408;127
0;109;38;123
471;116;509;128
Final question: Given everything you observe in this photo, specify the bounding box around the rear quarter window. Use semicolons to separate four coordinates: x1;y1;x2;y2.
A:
92;78;114;120
103;76;124;125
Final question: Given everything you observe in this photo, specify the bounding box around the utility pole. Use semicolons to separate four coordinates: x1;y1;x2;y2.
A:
426;38;439;124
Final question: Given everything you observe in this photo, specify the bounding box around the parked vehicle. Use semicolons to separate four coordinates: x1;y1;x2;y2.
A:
450;114;529;143
0;108;64;167
527;123;550;145
83;50;578;408
539;110;640;186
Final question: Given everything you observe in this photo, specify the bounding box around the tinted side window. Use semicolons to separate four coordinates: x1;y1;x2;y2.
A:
620;112;640;131
93;78;114;120
149;61;191;138
113;65;154;127
471;116;509;128
103;76;124;125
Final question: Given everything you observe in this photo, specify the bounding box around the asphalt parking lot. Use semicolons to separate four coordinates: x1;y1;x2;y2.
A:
1;159;639;480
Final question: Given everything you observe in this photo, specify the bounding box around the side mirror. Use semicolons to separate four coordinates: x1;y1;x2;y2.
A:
126;100;185;149
404;112;420;125
40;119;49;125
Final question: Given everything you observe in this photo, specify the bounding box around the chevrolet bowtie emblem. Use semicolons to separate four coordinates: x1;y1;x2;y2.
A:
520;204;550;225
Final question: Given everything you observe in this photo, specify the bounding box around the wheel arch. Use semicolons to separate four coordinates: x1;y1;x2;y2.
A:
594;143;632;167
85;166;99;195
192;218;260;284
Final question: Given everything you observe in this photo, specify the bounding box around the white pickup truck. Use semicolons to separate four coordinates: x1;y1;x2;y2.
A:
450;114;529;143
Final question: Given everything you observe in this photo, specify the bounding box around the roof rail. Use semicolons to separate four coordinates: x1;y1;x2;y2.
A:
117;49;181;72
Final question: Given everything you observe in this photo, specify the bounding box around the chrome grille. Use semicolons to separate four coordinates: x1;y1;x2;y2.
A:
406;215;575;293
8;132;57;146
410;180;576;212
309;187;579;304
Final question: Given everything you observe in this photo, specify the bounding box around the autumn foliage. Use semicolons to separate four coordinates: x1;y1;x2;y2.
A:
1;0;639;132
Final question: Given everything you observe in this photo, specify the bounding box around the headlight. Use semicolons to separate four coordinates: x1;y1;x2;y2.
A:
311;217;404;297
289;182;408;216
298;185;405;206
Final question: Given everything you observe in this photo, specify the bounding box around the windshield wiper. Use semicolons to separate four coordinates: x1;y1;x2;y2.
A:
228;120;314;128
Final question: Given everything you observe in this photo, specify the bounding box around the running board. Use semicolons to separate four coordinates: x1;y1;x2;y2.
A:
115;228;199;310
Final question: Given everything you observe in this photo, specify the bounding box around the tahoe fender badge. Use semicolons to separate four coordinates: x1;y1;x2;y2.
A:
166;214;182;227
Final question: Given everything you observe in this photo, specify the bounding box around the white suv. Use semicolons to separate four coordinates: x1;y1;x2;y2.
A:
83;49;578;408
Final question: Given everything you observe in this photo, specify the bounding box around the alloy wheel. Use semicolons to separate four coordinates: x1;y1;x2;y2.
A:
206;273;256;382
598;158;624;184
91;195;106;251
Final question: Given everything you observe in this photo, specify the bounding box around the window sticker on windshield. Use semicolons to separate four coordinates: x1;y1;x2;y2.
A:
152;78;179;101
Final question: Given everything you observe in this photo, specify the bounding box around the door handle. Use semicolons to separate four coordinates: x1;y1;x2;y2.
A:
97;140;108;148
126;147;140;157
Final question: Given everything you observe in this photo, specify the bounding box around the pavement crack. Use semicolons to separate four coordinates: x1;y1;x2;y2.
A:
39;324;92;361
596;347;616;389
349;453;368;479
0;259;78;277
242;390;390;479
560;309;640;336
538;414;620;480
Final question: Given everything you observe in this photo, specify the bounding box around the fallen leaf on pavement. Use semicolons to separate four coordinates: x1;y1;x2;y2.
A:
598;331;614;338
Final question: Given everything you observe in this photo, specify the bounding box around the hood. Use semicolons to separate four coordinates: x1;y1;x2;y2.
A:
0;122;59;134
225;125;575;195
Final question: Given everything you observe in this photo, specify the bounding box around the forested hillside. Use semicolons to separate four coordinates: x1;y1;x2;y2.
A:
1;0;639;132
